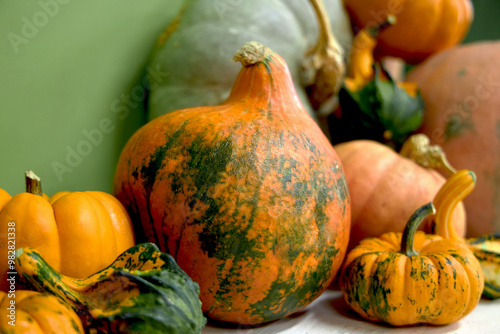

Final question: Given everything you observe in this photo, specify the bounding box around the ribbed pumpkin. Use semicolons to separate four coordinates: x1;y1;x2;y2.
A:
407;41;500;236
333;139;465;251
340;202;484;326
343;0;474;64
0;290;84;333
0;171;135;292
113;42;350;325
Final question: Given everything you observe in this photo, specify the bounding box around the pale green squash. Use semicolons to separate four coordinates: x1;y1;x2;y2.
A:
147;0;353;121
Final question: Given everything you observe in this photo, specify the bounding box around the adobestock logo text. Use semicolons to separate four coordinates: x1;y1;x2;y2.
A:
7;0;71;54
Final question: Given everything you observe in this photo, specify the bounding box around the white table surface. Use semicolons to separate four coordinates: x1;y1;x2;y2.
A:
202;289;500;334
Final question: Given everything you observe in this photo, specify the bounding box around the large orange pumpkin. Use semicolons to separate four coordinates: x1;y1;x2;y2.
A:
407;41;500;236
343;0;474;64
113;42;350;325
334;139;465;251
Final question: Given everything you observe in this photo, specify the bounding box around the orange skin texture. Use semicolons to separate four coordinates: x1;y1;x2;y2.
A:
114;46;350;324
334;140;465;251
0;290;84;333
343;0;474;64
0;190;135;292
408;41;500;237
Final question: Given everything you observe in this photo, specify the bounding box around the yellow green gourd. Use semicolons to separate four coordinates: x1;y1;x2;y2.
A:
14;243;206;334
467;234;500;299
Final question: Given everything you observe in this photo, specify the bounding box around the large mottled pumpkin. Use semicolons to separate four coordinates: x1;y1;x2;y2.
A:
340;202;484;326
343;0;474;64
407;41;500;236
113;42;350;325
0;290;84;333
333;139;465;251
0;171;135;292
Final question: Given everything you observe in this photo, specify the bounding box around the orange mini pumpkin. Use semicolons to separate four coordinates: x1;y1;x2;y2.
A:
0;171;135;292
343;0;474;64
340;202;483;326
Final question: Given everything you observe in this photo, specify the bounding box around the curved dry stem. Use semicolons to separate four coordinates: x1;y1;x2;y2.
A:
302;0;345;110
399;134;456;176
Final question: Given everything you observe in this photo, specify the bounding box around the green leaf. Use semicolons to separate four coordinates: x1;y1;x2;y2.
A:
330;65;424;150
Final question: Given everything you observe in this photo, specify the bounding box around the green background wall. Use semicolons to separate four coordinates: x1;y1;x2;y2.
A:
0;0;184;195
464;0;500;43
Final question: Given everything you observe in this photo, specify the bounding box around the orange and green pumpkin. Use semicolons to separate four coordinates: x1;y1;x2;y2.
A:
340;202;483;326
113;42;350;325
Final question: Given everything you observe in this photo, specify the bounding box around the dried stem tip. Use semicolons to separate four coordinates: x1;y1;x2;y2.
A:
233;41;270;67
25;170;43;197
399;134;457;176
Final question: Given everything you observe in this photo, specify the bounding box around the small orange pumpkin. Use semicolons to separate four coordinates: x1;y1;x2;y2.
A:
340;201;484;326
0;171;135;292
0;290;84;333
343;0;474;64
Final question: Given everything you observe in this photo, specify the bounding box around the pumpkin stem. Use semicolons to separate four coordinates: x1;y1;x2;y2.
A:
233;41;271;67
301;0;346;110
25;170;43;196
433;170;476;241
366;14;397;38
401;202;436;257
399;134;457;176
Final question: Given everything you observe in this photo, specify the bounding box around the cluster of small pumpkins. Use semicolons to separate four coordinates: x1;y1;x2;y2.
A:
1;0;500;333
